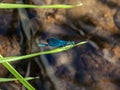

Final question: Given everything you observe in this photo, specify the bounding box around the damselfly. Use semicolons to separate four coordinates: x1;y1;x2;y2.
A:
38;38;75;47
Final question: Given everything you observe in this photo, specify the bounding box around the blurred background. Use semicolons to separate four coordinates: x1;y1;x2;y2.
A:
0;0;120;90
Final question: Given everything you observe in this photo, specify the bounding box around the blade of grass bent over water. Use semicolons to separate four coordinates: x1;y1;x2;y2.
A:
0;41;88;63
0;3;83;9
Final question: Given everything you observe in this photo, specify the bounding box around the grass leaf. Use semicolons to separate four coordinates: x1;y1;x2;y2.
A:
0;77;39;82
0;41;87;63
0;55;35;90
0;3;83;9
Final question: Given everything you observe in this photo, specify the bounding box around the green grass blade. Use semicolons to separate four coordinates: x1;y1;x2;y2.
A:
0;41;88;63
0;77;39;82
0;56;35;90
0;3;83;9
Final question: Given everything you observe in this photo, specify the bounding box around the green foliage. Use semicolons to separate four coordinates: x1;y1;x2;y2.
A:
0;41;87;63
0;3;82;9
0;77;39;82
0;55;36;90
